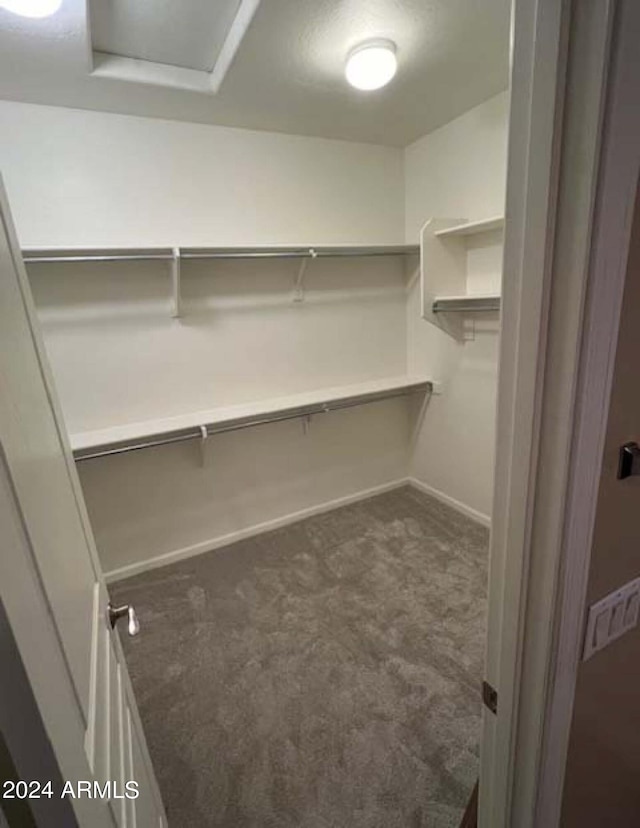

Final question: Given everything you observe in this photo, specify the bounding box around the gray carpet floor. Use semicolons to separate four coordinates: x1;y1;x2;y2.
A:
111;485;488;828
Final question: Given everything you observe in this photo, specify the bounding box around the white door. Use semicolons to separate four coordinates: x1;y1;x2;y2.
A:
0;178;166;828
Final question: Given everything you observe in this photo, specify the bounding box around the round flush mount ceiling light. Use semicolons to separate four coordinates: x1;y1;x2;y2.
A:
345;39;397;91
0;0;62;17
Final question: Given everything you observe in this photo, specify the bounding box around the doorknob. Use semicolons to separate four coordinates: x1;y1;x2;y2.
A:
107;602;140;636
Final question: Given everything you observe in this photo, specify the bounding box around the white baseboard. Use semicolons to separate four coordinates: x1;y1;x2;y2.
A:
105;478;410;583
407;477;491;528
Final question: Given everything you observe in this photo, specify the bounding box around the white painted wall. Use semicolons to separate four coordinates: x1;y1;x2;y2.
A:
405;93;509;241
0;94;508;575
28;257;409;434
80;401;417;579
405;92;509;519
0;100;414;576
0;101;404;248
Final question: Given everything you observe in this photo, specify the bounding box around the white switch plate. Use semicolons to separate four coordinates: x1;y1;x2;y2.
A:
583;576;640;660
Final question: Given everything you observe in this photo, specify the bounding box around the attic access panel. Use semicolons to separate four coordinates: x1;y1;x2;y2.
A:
88;0;261;93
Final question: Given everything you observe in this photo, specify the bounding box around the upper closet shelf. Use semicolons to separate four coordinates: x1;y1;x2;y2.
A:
432;295;501;313
22;244;419;264
420;216;504;338
433;216;504;238
23;244;419;317
71;376;432;462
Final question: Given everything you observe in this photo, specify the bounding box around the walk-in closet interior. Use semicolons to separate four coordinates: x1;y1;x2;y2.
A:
0;0;510;824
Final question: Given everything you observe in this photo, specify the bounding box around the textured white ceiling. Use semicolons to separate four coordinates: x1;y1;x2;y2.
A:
0;0;510;146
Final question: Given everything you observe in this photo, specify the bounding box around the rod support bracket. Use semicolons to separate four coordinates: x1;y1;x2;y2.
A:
199;424;208;467
293;248;317;303
171;247;182;319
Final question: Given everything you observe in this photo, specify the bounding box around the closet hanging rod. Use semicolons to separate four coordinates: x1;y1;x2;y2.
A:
73;380;432;462
22;245;419;265
23;252;174;264
180;246;419;260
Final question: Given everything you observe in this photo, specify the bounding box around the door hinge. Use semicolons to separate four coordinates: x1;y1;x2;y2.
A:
482;680;498;714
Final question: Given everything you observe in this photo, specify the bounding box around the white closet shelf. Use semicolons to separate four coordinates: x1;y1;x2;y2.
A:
432;294;501;313
71;376;433;461
433;216;504;238
22;244;420;264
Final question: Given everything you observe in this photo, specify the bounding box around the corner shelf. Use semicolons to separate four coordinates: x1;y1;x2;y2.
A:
433;216;504;238
432;295;501;313
71;376;432;462
420;216;504;337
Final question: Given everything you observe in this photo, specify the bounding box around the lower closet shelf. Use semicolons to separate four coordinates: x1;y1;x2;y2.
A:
70;376;433;462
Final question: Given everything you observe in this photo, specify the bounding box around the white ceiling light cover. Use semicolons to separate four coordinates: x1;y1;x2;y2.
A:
345;40;397;91
0;0;61;17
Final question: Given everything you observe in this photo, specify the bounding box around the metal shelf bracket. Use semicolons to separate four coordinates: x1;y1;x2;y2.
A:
171;247;182;318
199;424;208;467
293;248;317;303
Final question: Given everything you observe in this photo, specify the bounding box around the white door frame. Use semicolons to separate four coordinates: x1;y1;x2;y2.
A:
482;0;640;825
534;0;640;823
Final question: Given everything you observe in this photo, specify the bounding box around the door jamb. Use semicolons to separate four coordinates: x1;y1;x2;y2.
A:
481;0;620;826
535;1;640;823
